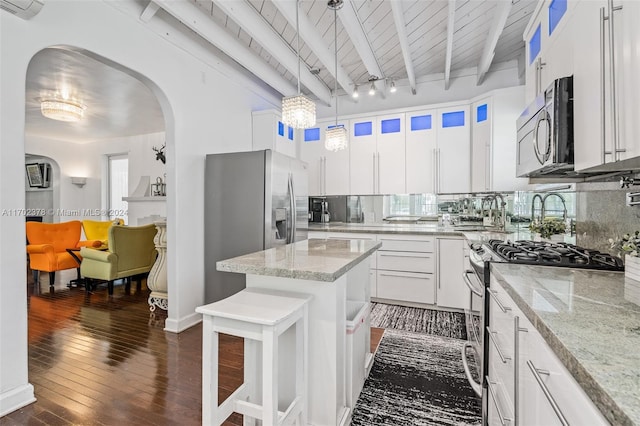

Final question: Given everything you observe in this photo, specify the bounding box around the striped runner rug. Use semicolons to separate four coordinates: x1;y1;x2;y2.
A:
352;328;482;426
370;302;468;340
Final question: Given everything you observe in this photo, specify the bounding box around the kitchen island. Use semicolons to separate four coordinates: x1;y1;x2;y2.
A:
216;238;381;426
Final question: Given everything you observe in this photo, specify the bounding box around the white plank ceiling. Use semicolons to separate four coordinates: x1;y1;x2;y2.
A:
21;0;537;143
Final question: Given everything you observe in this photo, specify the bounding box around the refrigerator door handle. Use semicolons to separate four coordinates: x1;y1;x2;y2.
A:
289;171;296;243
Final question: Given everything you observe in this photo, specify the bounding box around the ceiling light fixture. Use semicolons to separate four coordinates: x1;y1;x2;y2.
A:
325;0;347;152
368;81;376;96
281;0;316;129
352;85;359;99
390;80;397;93
40;97;86;122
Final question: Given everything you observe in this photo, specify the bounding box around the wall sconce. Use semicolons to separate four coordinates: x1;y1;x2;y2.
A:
71;177;87;188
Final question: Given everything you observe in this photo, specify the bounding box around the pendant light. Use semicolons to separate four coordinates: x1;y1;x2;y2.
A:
325;0;348;152
281;0;316;129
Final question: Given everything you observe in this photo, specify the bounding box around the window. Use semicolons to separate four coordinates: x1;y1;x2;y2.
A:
442;111;465;128
476;104;488;122
304;128;320;142
549;0;567;35
380;118;401;134
410;115;432;131
354;121;373;136
108;154;128;224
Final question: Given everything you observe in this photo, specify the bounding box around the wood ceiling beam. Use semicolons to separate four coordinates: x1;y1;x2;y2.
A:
271;0;354;97
476;0;513;85
338;0;386;98
212;0;332;106
140;1;160;22
153;0;297;98
390;1;416;95
444;0;456;90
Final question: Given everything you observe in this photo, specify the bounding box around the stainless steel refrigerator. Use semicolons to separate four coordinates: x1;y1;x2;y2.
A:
204;149;308;303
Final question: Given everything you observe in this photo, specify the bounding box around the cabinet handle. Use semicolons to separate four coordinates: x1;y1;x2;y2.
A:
487;377;512;426
372;153;376;193
608;0;624;161
461;342;482;397
378;273;431;278
487;327;511;363
513;316;528;425
487;288;511;313
377;152;381;194
379;253;431;259
462;270;483;297
526;360;569;426
323;156;327;195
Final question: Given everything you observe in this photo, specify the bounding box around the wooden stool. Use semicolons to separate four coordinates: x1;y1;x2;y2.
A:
196;288;311;426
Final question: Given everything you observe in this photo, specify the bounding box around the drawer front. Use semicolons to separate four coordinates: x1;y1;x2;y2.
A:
377;251;434;273
377;236;434;253
376;270;435;304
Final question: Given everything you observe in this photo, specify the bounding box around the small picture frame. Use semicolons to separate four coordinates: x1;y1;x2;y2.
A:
26;163;43;187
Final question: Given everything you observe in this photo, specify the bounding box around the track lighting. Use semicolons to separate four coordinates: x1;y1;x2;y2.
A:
390;80;397;93
352;86;359;99
369;82;376;96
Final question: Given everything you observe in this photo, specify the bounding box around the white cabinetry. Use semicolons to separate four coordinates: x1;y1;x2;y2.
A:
573;0;640;172
300;119;350;196
435;105;471;193
523;0;576;103
487;276;609;426
376;234;435;305
436;238;468;310
471;88;530;192
405;109;437;194
251;110;296;158
349;114;405;195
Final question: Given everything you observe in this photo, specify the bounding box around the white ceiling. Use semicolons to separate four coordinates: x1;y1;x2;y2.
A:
22;0;536;143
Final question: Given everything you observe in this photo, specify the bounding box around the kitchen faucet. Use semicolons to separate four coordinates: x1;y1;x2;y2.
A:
531;193;544;223
481;193;507;230
541;192;568;222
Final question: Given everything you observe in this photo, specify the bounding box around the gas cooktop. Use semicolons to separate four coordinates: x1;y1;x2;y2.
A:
485;239;625;271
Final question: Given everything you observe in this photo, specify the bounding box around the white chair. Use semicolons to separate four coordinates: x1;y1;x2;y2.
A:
196;288;312;426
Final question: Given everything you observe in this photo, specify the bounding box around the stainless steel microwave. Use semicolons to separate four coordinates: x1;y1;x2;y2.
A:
516;76;573;177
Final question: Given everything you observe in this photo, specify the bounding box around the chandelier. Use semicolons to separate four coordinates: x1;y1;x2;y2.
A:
281;0;316;129
325;0;347;152
40;97;86;122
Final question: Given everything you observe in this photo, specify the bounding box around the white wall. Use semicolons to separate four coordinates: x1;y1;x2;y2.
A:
1;0;280;416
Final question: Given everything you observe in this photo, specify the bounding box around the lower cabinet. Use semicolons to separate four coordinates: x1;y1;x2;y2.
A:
436;237;468;310
308;231;469;309
488;275;609;426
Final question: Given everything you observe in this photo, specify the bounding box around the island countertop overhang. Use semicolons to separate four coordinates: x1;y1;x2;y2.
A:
216;238;382;282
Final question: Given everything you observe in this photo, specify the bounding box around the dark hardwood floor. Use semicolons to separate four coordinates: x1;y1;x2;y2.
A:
2;273;383;426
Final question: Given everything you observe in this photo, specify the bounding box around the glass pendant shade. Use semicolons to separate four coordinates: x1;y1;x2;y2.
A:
281;94;316;129
325;125;348;152
40;98;86;122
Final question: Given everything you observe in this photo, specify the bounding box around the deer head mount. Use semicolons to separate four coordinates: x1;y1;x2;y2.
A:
153;144;166;164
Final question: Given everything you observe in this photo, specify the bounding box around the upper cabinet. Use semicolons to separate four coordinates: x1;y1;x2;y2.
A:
300;119;350;196
472;87;530;192
572;0;640;172
405;109;437;194
405;106;471;194
349;114;405;195
252;110;296;158
524;0;576;103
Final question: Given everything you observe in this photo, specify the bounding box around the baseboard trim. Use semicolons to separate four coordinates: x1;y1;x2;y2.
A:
164;311;201;333
0;383;36;417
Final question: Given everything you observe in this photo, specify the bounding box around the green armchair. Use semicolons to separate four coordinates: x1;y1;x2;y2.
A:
80;224;158;295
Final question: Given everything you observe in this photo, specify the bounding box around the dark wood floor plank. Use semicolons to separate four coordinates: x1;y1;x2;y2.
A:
2;279;385;426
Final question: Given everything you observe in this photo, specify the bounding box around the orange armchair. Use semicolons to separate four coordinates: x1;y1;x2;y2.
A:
26;220;102;292
82;218;124;247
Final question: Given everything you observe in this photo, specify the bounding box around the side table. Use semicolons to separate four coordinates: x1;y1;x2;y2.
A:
147;220;167;311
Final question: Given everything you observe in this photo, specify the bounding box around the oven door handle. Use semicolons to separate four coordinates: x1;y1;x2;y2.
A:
461;342;482;397
463;270;483;297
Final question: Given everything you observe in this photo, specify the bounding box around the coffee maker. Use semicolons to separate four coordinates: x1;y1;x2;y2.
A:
309;197;330;223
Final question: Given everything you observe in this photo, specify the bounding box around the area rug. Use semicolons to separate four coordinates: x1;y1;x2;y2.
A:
351;329;481;426
370;303;467;340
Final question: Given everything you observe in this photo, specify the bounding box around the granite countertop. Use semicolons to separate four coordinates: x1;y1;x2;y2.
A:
216;238;381;282
491;263;640;426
